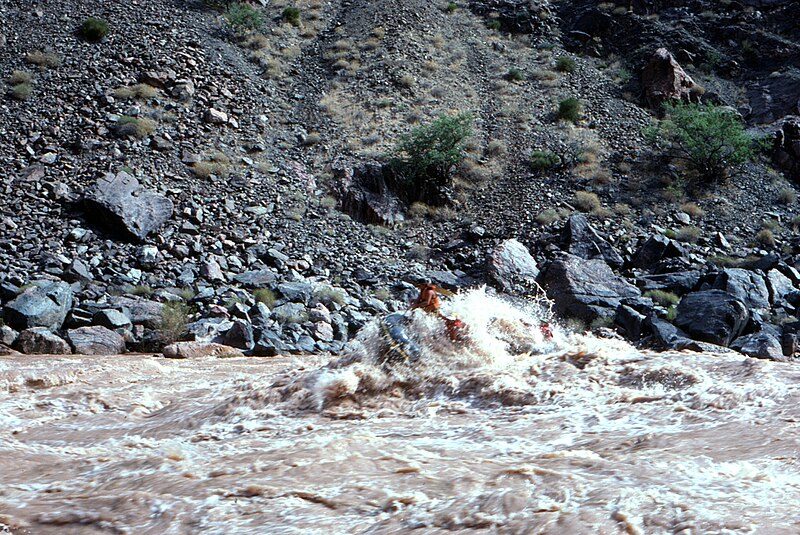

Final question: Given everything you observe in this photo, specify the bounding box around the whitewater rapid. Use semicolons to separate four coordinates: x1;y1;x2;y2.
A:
1;289;799;534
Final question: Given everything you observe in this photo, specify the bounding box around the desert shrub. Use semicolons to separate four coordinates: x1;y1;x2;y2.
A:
676;225;701;243
25;49;61;68
226;3;264;31
487;19;501;30
446;2;457;13
79;17;110;42
755;229;776;248
8;70;32;84
680;202;705;219
573;191;601;212
391;112;473;198
777;187;797;205
253;288;276;307
645;102;753;183
114;83;158;100
10;83;33;100
282;6;301;26
644;290;680;307
536;208;560;226
129;284;154;297
504;68;525;82
192;150;232;178
313;286;346;307
115;116;156;138
558;97;582;123
555;56;576;73
159;301;191;344
528;150;561;171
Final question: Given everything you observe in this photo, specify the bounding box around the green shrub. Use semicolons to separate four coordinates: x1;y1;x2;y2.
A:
555;56;576;73
253;288;276;307
391;112;473;196
79;17;110;42
645;102;754;183
504;68;525;82
129;284;154;297
676;225;701;243
159;301;191;344
282;6;301;26
644;290;680;307
755;229;776;248
114;83;158;100
313;286;346;307
558;97;582;123
8;70;32;84
487;19;501;30
446;2;458;13
573;191;601;212
528;150;561;171
10;82;33;100
226;3;264;31
25;50;61;68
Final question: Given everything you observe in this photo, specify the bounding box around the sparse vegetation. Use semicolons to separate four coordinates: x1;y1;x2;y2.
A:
253;288;276;307
192;150;232;178
129;285;154;297
78;17;110;42
536;208;561;226
676;225;701;243
159;301;191;344
528;150;561;171
282;6;301;27
555;56;576;73
8;70;32;85
644;290;681;307
558;97;582;123
115;116;157;138
313;286;346;307
25;49;61;68
446;2;458;13
226;3;264;31
573;191;601;212
504;68;525;82
114;83;158;100
755;229;776;248
391;112;473;199
645;102;754;183
9;83;33;100
777;187;797;205
680;202;705;219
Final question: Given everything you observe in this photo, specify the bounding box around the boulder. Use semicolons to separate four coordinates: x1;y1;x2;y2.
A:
747;71;800;124
106;296;163;328
162;341;244;359
631;235;685;270
539;254;640;322
614;305;646;340
675;290;749;346
766;269;795;305
0;325;18;346
221;319;255;350
277;282;314;304
84;171;174;241
731;331;786;362
713;269;770;309
67;326;126;355
645;317;703;352
3;281;73;331
560;214;624;268
233;269;278;288
186;318;235;342
14;328;71;355
641;48;697;109
636;271;701;295
331;161;406;226
774;116;800;180
93;309;133;331
488;239;540;292
252;329;289;356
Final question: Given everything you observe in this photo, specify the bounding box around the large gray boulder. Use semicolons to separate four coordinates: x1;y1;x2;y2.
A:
3;281;73;331
631;235;685;270
84;171;173;241
67;326;126;355
488;239;540;292
675;290;749;346
560;214;623;269
539;254;640;322
14;328;71;354
106;296;164;328
731;331;786;362
713;269;770;310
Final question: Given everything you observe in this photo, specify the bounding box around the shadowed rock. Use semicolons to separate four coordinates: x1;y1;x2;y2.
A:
67;326;126;355
3;281;73;331
675;290;749;347
84;171;173;241
14;328;71;354
642;48;696;109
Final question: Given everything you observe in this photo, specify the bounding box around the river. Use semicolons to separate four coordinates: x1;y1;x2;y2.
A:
1;289;799;534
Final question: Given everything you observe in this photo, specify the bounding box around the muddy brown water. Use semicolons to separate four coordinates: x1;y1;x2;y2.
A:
2;290;800;534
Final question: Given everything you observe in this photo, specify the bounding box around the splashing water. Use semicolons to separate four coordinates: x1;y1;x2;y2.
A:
2;288;800;534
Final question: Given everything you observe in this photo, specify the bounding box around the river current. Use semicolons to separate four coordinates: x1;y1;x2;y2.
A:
1;289;799;534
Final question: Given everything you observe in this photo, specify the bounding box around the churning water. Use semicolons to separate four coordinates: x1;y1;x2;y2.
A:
2;288;800;534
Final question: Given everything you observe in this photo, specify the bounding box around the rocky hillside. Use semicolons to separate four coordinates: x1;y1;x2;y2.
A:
1;0;800;359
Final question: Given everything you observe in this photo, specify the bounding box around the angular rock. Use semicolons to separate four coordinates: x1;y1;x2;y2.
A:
774;117;800;180
766;269;795;305
539;254;640;322
107;296;163;328
93;309;133;331
252;329;288;356
675;290;749;347
631;235;685;270
645;317;702;352
84;171;174;241
162;341;244;358
713;269;770;309
641;48;696;109
3;281;73;331
14;328;71;355
67;326;126;355
63;259;93;283
221;319;255;350
561;214;623;268
731;331;786;362
233;269;277;288
488;239;540;292
186;318;234;342
203;108;228;124
0;325;18;346
614;305;645;340
636;271;701;295
277;282;314;304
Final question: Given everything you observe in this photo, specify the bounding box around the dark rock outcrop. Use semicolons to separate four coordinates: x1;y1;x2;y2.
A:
775;117;800;180
83;171;174;241
731;331;786;362
641;48;697;109
540;254;640;322
3;282;74;331
560;214;624;269
675;290;749;347
631;235;685;271
713;269;770;310
14;328;71;354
